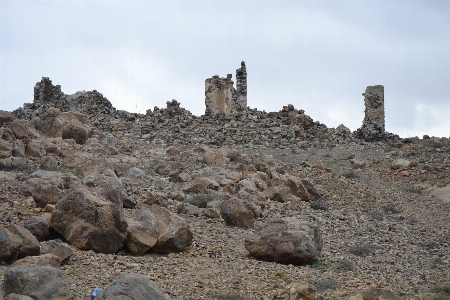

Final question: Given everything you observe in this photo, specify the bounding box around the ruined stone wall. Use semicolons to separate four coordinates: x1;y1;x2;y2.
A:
205;75;235;115
205;61;248;115
355;85;385;141
34;77;65;104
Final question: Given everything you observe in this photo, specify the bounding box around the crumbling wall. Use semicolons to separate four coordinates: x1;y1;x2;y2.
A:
205;75;235;115
205;61;248;115
355;85;385;141
34;77;65;104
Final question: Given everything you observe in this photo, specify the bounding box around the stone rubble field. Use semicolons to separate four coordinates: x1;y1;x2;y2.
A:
0;78;449;300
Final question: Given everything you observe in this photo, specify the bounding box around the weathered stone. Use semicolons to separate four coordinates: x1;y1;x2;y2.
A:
150;205;193;254
205;61;247;115
126;209;159;256
0;226;23;262
5;224;40;259
0;110;14;127
23;217;49;242
11;253;60;268
391;158;411;169
5;294;34;300
40;239;73;264
245;218;322;264
49;186;127;254
355;85;385;141
221;197;255;229
4;265;71;299
32;183;64;208
62;122;91;144
94;273;171;300
350;288;402;300
203;150;226;167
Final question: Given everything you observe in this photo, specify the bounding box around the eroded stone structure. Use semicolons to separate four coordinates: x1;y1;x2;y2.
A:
355;85;385;141
205;61;247;115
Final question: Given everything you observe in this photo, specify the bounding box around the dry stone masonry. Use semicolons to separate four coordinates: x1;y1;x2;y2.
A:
355;85;385;141
205;61;247;115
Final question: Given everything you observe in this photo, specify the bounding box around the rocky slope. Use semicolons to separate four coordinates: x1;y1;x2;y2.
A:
0;80;449;300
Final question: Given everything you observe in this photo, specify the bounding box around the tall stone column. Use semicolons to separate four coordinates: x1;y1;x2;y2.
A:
355;85;385;141
234;61;247;110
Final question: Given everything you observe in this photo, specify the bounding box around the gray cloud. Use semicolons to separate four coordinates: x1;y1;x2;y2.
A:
1;0;449;137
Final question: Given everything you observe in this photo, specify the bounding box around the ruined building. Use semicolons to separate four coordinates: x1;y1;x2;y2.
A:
205;61;247;115
355;85;385;141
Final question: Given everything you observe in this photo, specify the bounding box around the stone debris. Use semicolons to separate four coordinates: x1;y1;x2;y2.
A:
0;75;449;299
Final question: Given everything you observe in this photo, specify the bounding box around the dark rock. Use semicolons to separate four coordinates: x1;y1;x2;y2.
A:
40;239;73;264
221;197;254;229
4;265;71;299
23;217;49;242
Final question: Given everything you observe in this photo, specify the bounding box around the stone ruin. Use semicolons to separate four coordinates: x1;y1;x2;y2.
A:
205;61;247;115
355;85;385;141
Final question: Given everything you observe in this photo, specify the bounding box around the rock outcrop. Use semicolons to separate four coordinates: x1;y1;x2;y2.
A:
355;85;385;141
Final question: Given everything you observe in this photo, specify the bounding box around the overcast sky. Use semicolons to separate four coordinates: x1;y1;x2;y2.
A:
1;1;449;138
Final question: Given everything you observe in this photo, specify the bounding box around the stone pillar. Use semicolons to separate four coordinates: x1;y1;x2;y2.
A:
205;75;235;115
355;85;385;141
234;61;247;110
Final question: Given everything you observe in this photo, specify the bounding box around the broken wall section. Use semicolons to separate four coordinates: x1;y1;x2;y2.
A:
205;61;247;115
355;85;385;141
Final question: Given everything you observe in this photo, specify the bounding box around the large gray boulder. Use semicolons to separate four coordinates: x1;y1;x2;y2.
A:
94;273;171;300
50;185;127;253
245;218;323;264
0;226;23;262
4;265;71;299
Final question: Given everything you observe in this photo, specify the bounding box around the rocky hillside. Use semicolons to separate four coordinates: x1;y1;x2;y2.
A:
0;79;449;300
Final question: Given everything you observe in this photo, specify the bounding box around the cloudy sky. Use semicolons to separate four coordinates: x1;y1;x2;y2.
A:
1;1;449;138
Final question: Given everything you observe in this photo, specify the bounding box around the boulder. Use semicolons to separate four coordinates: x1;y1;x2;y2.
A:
32;183;64;208
4;265;71;299
23;217;49;242
220;197;255;229
245;218;322;264
62;121;91;144
11;253;60;268
203;150;226;167
50;186;127;253
0;226;23;262
94;273;171;300
350;288;402;300
5;224;40;259
391;159;411;170
0;110;14;127
40;239;73;264
126;209;160;256
150;205;193;254
5;294;34;300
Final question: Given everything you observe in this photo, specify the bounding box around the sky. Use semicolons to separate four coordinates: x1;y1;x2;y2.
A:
1;1;449;138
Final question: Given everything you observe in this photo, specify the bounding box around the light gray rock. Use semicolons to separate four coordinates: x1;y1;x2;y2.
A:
40;239;73;264
94;273;171;300
245;218;323;264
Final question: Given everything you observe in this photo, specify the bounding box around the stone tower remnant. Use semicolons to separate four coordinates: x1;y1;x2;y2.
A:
205;61;247;115
34;77;65;104
355;85;385;141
